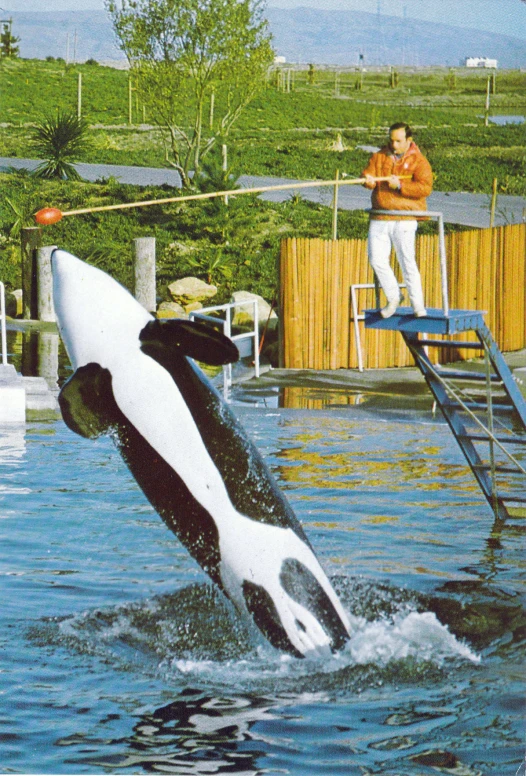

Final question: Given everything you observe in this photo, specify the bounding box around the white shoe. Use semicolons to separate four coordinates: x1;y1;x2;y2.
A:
414;308;427;318
380;298;400;319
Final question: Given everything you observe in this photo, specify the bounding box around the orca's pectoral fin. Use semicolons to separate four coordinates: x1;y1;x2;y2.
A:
139;319;239;367
59;363;121;439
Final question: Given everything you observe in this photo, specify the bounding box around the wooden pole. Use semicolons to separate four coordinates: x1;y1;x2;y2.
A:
222;144;228;205
48;175;410;220
209;91;215;129
128;76;133;125
77;71;82;119
484;76;490;127
36;245;57;322
133;237;156;313
332;169;339;240
489;177;498;228
21;227;42;320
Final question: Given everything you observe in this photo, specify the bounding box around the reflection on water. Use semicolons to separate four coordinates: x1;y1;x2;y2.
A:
282;386;367;410
6;326;69;386
37;331;60;391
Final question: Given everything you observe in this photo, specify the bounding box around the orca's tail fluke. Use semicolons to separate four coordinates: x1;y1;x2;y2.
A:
241;556;351;658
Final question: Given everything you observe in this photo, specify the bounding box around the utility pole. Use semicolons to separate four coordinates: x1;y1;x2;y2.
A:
128;75;133;125
77;71;82;118
484;76;491;127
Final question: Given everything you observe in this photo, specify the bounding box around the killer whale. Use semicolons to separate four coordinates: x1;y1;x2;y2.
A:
52;249;351;657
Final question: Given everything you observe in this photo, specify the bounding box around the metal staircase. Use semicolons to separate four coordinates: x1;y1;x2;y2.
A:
365;307;526;521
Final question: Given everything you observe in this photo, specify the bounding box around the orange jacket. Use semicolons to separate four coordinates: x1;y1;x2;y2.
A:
361;141;433;220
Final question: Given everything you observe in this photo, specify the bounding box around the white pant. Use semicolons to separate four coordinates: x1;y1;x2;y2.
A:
367;220;425;311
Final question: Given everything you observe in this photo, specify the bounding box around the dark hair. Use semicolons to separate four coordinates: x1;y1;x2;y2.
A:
389;122;412;138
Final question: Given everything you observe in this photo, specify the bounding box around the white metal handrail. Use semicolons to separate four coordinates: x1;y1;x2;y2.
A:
369;209;449;315
0;282;7;366
189;299;260;396
351;283;407;372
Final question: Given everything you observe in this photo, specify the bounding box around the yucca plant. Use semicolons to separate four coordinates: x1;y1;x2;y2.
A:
31;111;90;180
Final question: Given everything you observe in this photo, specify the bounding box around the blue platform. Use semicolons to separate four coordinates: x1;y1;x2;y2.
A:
364;307;486;335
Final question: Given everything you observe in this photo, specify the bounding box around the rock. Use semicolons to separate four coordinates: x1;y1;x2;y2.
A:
157;301;186;319
5;289;23;318
168;276;217;305
231;291;278;329
330;132;346;152
184;301;203;314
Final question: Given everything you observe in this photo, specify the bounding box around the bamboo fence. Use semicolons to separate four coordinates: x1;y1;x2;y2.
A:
280;223;526;370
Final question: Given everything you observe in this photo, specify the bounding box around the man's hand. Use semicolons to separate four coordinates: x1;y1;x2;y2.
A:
364;174;376;189
388;175;401;190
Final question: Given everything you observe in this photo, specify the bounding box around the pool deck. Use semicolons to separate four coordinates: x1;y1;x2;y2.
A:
243;347;526;399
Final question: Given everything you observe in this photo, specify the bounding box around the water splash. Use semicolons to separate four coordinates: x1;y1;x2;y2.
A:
29;576;479;696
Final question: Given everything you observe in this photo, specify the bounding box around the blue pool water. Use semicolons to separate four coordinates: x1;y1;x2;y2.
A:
0;398;524;775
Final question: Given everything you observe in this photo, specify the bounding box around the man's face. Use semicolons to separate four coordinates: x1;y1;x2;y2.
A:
389;128;411;155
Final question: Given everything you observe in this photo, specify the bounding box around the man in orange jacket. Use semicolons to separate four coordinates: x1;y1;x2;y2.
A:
362;122;433;318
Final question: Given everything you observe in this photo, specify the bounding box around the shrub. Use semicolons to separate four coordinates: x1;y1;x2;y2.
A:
31;111;90;180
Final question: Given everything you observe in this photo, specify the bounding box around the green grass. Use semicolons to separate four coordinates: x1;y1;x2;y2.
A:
0;60;524;196
0;172;379;299
0;60;524;309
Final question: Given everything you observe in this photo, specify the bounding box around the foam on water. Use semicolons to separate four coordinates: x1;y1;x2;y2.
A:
345;610;480;665
45;579;479;693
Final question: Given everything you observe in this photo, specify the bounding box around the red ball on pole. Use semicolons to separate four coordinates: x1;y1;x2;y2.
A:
35;208;64;226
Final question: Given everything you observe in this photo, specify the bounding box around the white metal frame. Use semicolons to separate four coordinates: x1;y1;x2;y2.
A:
351;282;407;372
0;282;7;366
369;209;449;315
189;299;260;396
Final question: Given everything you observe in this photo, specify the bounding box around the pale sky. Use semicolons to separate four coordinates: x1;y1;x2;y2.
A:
2;0;526;40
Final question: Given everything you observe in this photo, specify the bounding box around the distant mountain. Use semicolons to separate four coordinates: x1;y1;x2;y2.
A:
7;8;526;68
266;7;526;68
8;11;126;64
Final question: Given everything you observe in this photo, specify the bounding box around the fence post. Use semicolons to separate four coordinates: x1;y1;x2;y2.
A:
332;169;340;240
77;71;82;119
484;76;490;126
21;226;42;320
489;178;498;228
133;237;156;313
37;245;57;323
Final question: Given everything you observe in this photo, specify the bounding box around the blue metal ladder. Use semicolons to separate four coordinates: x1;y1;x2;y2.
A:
365;307;526;521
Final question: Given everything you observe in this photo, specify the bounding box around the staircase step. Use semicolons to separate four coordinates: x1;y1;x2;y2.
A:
416;339;483;349
435;369;502;383
443;399;514;412
472;463;525;475
458;433;526;445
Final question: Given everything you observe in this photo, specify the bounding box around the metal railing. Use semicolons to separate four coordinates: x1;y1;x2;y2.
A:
0;282;7;366
189;299;260;396
369;209;449;315
351;282;408;372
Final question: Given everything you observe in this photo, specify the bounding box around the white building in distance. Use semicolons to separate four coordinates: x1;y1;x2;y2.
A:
464;57;498;68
